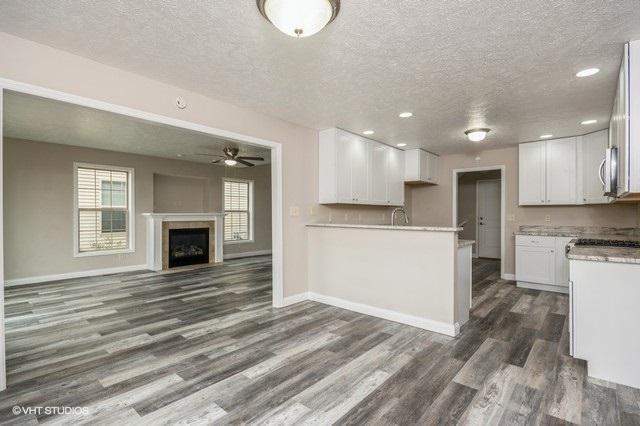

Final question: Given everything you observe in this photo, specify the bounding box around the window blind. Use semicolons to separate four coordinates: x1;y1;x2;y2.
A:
76;166;130;253
224;180;251;241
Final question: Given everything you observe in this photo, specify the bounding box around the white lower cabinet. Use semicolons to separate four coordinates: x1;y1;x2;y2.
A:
515;235;570;293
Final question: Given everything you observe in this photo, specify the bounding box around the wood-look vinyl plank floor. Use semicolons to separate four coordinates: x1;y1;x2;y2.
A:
0;256;638;425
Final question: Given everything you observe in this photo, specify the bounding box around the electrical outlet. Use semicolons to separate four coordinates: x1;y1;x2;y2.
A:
358;213;362;223
507;214;515;222
308;206;314;216
545;215;551;222
328;213;333;223
344;213;349;222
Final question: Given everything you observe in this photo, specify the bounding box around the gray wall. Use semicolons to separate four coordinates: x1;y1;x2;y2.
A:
3;137;272;280
457;170;502;253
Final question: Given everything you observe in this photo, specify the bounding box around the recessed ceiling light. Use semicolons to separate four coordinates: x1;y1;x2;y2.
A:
576;68;600;78
464;128;490;142
362;130;375;135
396;143;407;147
257;0;340;38
581;119;598;125
176;154;184;157
399;112;413;118
540;134;553;139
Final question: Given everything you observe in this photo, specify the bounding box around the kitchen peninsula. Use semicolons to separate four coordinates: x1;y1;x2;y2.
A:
306;224;472;336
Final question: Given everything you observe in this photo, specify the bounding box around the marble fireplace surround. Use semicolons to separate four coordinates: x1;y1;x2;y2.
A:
143;213;225;271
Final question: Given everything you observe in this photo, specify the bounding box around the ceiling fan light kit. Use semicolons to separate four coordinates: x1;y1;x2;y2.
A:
257;0;340;38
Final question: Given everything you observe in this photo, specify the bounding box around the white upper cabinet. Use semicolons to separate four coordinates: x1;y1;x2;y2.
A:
349;135;370;202
319;128;405;206
387;148;405;204
546;137;578;204
519;134;612;206
580;129;609;204
518;141;547;205
370;144;390;203
404;149;439;184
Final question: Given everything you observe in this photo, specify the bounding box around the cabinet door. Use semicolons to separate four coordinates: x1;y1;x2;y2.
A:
546;137;578;204
554;237;573;288
335;131;352;202
519;141;546;205
387;148;404;205
349;136;370;202
515;246;555;284
426;152;438;183
581;130;609;204
370;144;389;203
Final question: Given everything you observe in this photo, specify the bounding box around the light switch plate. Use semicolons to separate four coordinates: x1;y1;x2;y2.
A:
290;206;300;217
506;214;515;222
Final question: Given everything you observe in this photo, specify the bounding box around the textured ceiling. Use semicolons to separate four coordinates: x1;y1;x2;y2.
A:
1;1;639;154
3;91;271;165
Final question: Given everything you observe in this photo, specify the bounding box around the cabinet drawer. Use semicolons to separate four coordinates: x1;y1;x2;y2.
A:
515;235;555;248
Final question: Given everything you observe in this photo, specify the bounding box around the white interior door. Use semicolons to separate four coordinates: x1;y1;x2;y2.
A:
477;179;501;259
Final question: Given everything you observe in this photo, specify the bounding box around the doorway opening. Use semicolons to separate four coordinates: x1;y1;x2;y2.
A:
0;80;284;391
452;166;506;281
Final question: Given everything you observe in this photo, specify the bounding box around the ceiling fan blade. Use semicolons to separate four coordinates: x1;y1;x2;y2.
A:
193;153;225;158
237;156;265;161
211;159;223;164
236;158;255;167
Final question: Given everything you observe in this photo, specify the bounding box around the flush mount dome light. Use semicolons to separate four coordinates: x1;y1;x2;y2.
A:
465;128;490;142
576;68;600;77
224;159;238;166
257;0;340;38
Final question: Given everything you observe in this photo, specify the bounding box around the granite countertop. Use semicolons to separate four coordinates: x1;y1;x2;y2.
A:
306;223;462;232
458;239;475;248
565;234;640;264
516;225;640;264
515;225;640;238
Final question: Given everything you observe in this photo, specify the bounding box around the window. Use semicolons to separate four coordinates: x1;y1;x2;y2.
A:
74;164;134;256
224;179;253;242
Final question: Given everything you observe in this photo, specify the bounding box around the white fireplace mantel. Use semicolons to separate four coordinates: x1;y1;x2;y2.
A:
142;213;225;271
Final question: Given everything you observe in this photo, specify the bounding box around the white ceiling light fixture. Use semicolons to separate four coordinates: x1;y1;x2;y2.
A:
540;134;553;139
396;143;407;147
224;159;238;166
464;128;490;142
581;119;598;125
576;68;600;77
362;130;375;135
399;112;413;118
257;0;340;38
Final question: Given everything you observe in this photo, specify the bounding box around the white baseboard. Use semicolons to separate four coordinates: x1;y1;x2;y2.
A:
5;264;149;287
517;281;569;294
281;292;309;307
224;250;272;260
502;273;516;281
307;292;458;337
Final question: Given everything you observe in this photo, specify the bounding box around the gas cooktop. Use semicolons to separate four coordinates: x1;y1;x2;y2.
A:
574;238;640;248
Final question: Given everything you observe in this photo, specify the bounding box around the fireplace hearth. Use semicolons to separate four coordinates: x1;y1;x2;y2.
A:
168;228;209;268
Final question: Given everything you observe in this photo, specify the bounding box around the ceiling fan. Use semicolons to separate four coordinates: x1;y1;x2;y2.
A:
193;147;265;167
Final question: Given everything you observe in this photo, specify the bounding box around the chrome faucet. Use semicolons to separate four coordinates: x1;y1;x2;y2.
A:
391;207;409;226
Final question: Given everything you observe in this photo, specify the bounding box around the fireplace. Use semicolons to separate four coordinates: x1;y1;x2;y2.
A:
168;228;210;268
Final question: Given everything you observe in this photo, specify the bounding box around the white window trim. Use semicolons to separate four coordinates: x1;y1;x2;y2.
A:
73;162;136;257
223;177;254;245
